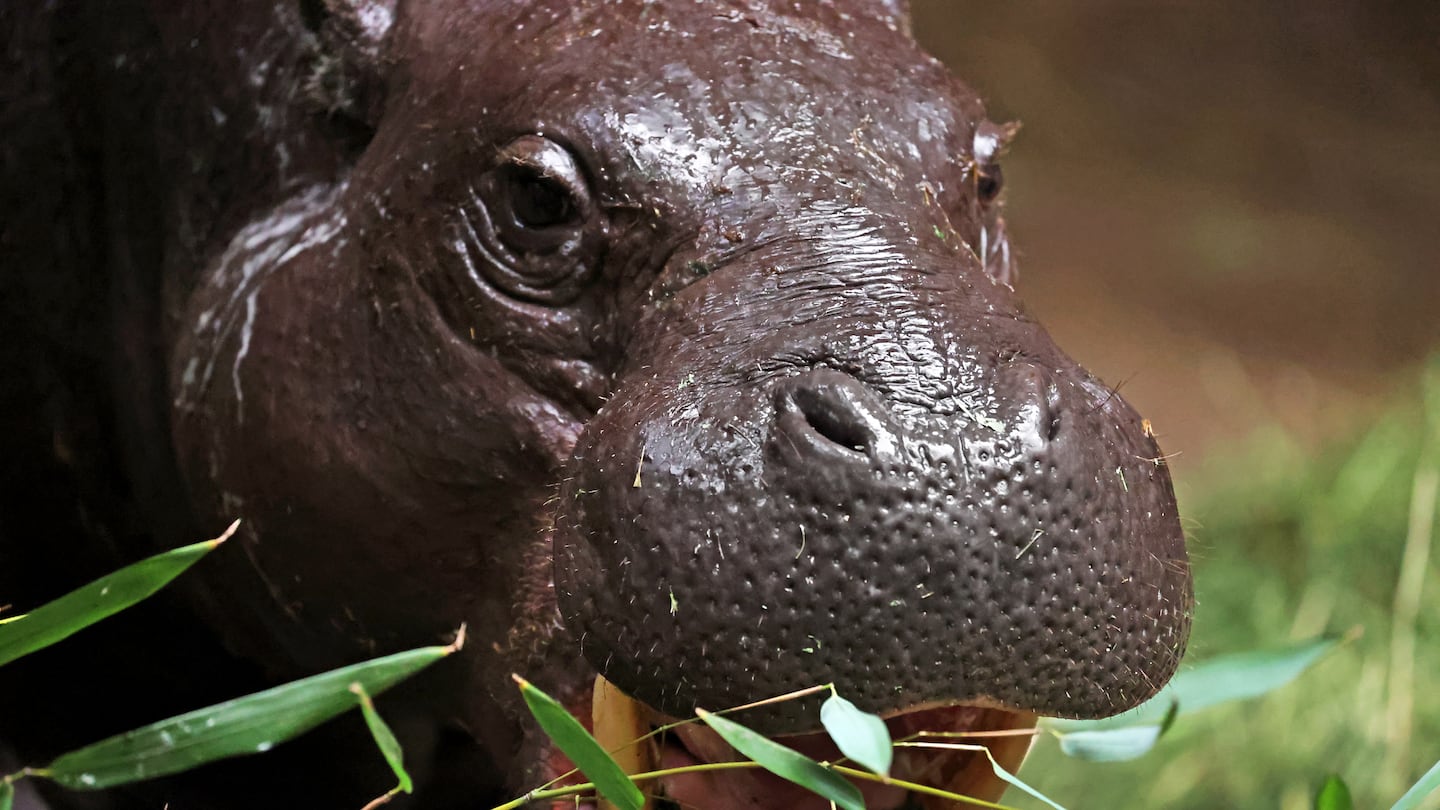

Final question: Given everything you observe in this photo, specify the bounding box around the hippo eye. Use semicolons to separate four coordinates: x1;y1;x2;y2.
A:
465;135;602;304
972;119;1018;207
487;137;591;250
499;164;578;230
976;162;1004;205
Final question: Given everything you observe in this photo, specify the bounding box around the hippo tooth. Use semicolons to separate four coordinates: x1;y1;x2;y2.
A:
592;675;658;810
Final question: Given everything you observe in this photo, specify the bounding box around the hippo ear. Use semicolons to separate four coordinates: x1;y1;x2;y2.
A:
871;0;913;36
297;0;397;146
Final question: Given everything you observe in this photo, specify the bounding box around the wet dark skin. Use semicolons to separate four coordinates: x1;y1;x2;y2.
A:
0;1;1190;807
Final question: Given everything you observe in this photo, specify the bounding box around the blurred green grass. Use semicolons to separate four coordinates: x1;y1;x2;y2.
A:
1014;359;1440;809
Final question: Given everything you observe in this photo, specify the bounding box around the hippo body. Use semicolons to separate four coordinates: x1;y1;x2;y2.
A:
0;1;1191;807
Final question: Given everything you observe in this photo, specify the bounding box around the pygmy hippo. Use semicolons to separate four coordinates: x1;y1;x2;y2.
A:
0;0;1191;807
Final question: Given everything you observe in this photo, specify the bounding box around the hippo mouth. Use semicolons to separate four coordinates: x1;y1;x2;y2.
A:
656;705;1038;809
552;679;1039;809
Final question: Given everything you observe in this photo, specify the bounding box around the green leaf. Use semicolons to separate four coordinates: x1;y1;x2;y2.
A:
0;522;236;669
1392;756;1440;810
514;676;643;810
820;692;892;777
1056;724;1163;762
350;682;412;794
696;708;864;810
1043;635;1340;734
973;746;1067;810
1314;774;1353;810
46;641;455;790
0;779;13;810
1053;700;1179;762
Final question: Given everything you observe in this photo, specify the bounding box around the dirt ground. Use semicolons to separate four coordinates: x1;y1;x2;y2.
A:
911;1;1440;476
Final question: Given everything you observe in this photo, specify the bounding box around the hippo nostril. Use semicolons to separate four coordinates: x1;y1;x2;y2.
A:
776;369;897;459
1000;361;1064;447
794;387;871;453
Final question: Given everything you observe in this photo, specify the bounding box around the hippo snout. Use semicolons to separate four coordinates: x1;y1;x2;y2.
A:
555;309;1190;733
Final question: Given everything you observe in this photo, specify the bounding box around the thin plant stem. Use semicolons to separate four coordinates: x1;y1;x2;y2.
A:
1386;465;1437;779
492;756;1028;810
489;761;766;810
829;765;1023;810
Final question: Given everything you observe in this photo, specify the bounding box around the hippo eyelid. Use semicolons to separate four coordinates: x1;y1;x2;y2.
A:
494;136;595;222
973;119;1021;166
499;137;586;186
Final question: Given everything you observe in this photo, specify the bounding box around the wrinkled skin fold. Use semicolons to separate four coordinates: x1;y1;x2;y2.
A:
0;0;1190;807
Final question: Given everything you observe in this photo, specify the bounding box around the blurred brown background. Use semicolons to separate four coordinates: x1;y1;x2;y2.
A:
911;1;1440;473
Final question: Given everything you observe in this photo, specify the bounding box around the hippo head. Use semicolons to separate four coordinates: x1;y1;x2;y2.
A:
162;0;1190;802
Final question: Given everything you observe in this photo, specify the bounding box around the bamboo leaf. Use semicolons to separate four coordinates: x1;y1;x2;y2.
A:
977;748;1065;810
1043;635;1340;735
514;676;643;810
1056;724;1163;762
820;692;892;777
46;641;455;790
1392;757;1440;810
0;779;13;810
696;709;864;810
350;682;412;794
0;522;238;669
1053;700;1179;763
1314;774;1353;810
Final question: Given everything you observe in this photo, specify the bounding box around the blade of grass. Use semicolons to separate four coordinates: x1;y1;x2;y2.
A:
696;708;864;810
43;639;457;790
514;676;643;810
0;522;237;668
1391;756;1440;810
350;682;412;794
820;691;892;777
1385;466;1436;778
